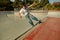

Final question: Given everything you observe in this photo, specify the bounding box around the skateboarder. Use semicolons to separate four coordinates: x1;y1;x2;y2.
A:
19;4;42;27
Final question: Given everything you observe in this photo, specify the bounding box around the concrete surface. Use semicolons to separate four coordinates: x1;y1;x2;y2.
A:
17;11;60;40
0;13;31;40
0;10;60;40
0;10;48;40
48;11;60;18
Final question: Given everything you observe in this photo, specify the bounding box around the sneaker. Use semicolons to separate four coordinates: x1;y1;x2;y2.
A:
39;21;42;24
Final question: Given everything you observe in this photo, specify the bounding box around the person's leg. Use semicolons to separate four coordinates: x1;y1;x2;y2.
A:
25;14;35;27
30;14;39;21
29;19;35;27
30;14;42;23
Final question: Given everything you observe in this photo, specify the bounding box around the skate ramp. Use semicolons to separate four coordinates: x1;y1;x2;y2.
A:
48;11;60;18
0;11;48;40
0;11;31;40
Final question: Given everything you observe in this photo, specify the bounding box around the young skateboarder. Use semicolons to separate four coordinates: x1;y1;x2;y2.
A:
19;4;42;27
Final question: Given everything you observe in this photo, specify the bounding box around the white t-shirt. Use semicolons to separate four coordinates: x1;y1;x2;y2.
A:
19;8;28;16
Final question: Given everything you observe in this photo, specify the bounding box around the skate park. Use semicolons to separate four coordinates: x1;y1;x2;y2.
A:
0;0;60;40
0;10;60;40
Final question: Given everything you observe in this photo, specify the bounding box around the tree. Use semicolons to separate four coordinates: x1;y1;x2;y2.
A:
28;0;49;9
0;0;10;6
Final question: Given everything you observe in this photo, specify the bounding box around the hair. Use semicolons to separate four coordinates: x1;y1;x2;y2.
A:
22;4;26;7
20;2;27;8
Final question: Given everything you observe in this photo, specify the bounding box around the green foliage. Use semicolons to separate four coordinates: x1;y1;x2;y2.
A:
0;0;60;10
28;0;49;9
43;3;60;10
0;0;10;6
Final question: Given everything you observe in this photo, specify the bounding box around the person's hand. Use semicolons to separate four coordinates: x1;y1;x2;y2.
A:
19;13;22;18
20;16;22;18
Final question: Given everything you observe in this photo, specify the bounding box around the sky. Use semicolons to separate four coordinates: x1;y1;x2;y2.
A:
10;0;60;3
10;0;15;2
49;0;60;4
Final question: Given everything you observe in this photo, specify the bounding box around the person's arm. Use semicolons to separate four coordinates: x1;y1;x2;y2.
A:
19;13;22;18
19;9;23;18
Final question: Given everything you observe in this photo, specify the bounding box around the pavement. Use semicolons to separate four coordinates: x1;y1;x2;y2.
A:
17;11;60;40
0;10;60;40
0;10;48;40
0;12;31;40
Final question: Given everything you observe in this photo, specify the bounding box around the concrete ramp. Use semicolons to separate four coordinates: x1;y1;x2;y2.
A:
0;11;31;40
0;11;47;40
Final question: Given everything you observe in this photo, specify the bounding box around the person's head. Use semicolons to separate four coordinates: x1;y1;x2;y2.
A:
22;4;26;9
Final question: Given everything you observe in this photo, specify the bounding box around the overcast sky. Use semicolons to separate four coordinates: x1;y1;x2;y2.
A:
10;0;60;3
49;0;60;4
10;0;15;2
